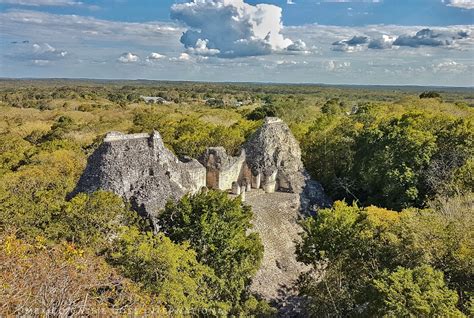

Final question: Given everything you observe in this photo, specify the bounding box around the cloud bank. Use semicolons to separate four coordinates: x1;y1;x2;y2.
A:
1;9;473;86
331;28;470;52
170;0;304;58
393;28;469;47
444;0;474;10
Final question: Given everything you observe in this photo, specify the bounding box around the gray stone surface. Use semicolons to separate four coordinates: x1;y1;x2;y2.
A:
244;117;305;192
245;189;310;317
73;131;206;222
244;117;330;211
74;118;330;223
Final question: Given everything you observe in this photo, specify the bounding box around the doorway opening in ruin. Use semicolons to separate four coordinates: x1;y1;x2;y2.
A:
206;169;219;189
277;173;291;193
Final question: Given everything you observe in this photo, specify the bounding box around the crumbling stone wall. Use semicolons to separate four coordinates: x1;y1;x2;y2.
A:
74;117;329;222
73;131;206;221
198;147;246;191
244;117;305;193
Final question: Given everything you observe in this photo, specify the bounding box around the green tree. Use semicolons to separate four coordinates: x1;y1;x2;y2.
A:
0;135;33;175
108;226;229;315
59;191;142;250
420;91;442;99
297;199;473;316
41;116;76;142
246;104;278;121
372;265;463;317
0;149;84;239
321;98;346;116
303;110;473;210
297;202;404;316
354;112;438;209
158;191;264;306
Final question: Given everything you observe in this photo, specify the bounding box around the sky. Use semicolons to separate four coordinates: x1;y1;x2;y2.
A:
0;0;473;86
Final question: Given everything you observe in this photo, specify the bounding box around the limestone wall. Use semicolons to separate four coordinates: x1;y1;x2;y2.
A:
73;131;206;221
180;160;207;193
198;147;246;191
217;152;246;190
74;117;330;226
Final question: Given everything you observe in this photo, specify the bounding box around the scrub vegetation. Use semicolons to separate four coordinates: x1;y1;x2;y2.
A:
0;79;472;316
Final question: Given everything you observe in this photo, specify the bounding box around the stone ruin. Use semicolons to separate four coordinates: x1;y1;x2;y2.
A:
73;117;330;314
73;131;206;224
73;117;329;225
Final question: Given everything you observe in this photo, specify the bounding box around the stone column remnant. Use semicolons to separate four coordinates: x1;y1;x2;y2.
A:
240;185;246;201
232;181;241;195
263;181;276;193
245;178;252;192
252;173;261;189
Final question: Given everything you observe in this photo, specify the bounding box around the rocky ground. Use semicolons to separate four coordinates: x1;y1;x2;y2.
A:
244;189;311;317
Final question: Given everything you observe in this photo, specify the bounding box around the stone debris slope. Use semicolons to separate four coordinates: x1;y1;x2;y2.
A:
246;189;310;316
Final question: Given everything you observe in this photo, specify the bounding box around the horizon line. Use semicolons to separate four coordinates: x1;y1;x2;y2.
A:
1;77;473;90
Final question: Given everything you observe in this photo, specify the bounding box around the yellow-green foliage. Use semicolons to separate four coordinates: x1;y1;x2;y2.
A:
0;80;472;316
108;227;230;316
0;234;169;317
297;197;473;316
373;265;464;317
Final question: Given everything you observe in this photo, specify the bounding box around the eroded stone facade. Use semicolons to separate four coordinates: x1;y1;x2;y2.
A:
73;131;206;222
74;117;329;223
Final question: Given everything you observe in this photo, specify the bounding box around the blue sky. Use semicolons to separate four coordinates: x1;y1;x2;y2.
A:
0;0;473;85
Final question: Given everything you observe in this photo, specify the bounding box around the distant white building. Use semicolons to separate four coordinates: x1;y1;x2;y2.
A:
140;95;171;104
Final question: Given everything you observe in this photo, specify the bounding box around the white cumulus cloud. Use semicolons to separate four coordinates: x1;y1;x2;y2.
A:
170;0;303;58
147;52;166;60
444;0;474;9
117;52;140;63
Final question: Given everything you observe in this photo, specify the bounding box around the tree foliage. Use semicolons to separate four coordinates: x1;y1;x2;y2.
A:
372;265;463;317
159;191;264;308
297;198;473;316
107;226;229;315
303;107;473;210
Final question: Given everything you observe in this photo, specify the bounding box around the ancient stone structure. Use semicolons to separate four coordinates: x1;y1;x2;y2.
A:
198;147;246;191
198;117;316;195
74;117;329;223
73;117;330;315
72;131;206;223
244;117;304;193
